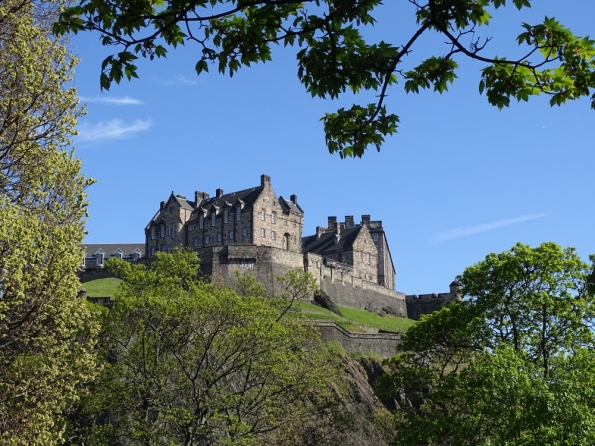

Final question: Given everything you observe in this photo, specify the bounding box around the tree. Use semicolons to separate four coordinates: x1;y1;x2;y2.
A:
71;251;348;445
55;1;595;157
377;242;595;445
0;0;100;444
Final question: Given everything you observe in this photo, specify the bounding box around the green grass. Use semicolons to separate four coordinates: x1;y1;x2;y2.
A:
82;278;122;298
82;279;415;332
289;301;415;333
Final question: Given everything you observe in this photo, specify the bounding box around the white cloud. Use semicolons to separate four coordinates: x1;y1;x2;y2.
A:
158;74;201;86
429;213;547;243
80;95;143;105
77;119;153;143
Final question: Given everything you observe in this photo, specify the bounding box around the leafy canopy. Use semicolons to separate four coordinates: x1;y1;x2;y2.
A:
0;0;99;443
70;251;348;445
56;0;595;157
377;242;595;445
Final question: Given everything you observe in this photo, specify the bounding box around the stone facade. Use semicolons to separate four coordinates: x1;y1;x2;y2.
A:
405;281;463;320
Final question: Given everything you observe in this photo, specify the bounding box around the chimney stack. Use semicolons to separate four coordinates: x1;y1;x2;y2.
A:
160;201;166;210
345;215;355;228
260;174;271;187
216;188;224;198
290;194;297;205
361;215;371;227
327;216;337;230
316;226;325;239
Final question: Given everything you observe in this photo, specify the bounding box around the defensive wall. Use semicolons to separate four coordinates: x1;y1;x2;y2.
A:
313;321;401;358
405;292;460;320
305;252;407;317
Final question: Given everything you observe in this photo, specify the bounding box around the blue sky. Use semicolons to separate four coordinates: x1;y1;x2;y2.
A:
72;1;595;294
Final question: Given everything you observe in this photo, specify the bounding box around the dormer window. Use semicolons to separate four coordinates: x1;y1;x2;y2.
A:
97;252;104;266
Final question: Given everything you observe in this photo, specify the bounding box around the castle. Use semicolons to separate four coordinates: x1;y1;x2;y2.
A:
83;174;460;320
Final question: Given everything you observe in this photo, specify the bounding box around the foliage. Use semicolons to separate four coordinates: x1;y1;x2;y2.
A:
70;251;349;445
276;268;319;319
56;1;595;157
0;0;100;443
377;242;595;445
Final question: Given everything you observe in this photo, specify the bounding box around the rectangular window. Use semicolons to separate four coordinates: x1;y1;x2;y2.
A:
342;254;347;263
367;253;371;264
373;233;379;242
193;237;198;247
217;233;222;242
160;226;165;238
229;231;234;239
261;209;265;221
272;211;276;224
243;228;247;237
237;208;242;220
293;236;296;245
211;213;216;227
261;228;265;238
271;231;276;240
199;215;204;229
151;228;155;240
224;209;229;224
360;251;363;262
205;235;210;245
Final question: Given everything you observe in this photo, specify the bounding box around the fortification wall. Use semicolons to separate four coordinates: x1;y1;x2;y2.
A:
405;293;459;320
304;252;407;317
314;321;400;358
200;245;304;296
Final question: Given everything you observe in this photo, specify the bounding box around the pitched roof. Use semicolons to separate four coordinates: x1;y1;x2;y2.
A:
83;243;145;257
302;227;362;255
279;196;304;214
188;186;264;221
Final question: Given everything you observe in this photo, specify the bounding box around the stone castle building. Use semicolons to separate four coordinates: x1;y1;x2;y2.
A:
81;174;460;321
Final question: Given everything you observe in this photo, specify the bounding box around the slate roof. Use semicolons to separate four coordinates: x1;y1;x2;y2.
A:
188;186;264;221
279;196;304;214
174;195;194;211
301;227;362;255
83;243;145;257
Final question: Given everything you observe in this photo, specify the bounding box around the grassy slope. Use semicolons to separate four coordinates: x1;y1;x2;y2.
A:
82;278;122;297
83;278;415;332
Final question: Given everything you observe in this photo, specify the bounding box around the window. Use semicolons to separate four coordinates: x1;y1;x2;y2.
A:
217;233;222;242
193;237;199;247
160;226;165;238
242;228;247;237
261;209;265;221
199;215;204;229
271;231;276;240
97;253;104;267
211;212;216;227
272;211;276;224
150;247;156;256
237;208;242;220
373;233;379;242
367;253;371;264
261;228;266;238
151;228;155;240
360;252;363;262
293;236;296;245
342;253;347;263
229;231;234;239
205;235;210;245
161;244;166;252
224;209;229;224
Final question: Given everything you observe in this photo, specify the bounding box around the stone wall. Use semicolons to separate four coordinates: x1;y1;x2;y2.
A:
314;321;401;358
405;292;459;320
305;252;407;317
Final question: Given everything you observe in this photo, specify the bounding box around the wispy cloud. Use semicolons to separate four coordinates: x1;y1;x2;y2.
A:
77;119;153;143
158;74;201;86
80;95;143;105
429;213;547;244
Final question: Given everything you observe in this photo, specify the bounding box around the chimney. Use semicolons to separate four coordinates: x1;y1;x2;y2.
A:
194;190;209;205
290;194;297;205
160;201;166;210
316;226;325;239
334;221;340;235
345;215;355;228
260;174;271;187
216;188;223;198
361;215;371;227
327;216;337;230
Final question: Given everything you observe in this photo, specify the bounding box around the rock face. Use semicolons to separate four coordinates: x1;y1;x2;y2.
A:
335;356;390;446
313;290;343;317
